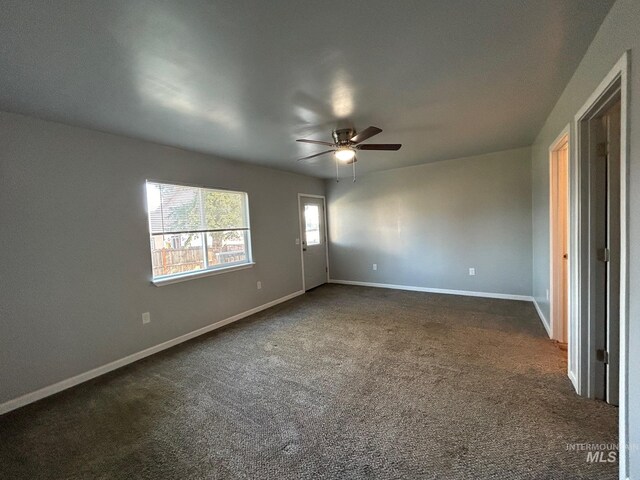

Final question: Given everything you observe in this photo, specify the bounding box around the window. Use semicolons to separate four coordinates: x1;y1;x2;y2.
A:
146;181;252;284
304;204;321;245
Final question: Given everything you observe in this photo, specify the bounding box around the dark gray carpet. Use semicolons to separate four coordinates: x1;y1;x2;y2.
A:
0;284;617;479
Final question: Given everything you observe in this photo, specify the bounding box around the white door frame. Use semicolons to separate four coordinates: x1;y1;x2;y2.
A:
570;51;629;479
297;193;330;291
549;124;570;345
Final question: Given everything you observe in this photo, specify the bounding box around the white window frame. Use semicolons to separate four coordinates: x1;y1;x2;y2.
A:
145;180;254;286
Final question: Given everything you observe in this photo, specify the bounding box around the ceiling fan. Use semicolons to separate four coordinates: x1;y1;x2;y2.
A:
296;126;401;181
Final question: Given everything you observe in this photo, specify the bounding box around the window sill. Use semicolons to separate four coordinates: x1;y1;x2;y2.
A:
151;262;255;287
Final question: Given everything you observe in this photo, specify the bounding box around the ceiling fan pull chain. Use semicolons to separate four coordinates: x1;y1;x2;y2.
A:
353;159;356;182
335;157;339;182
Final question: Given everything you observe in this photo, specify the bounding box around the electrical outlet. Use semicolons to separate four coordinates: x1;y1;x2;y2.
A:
142;312;151;324
257;281;262;290
469;268;476;276
373;264;377;271
295;238;300;245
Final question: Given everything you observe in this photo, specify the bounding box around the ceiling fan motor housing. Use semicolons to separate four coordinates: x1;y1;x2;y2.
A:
332;128;355;145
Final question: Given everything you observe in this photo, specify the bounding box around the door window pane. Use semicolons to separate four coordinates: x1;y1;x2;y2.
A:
304;204;321;245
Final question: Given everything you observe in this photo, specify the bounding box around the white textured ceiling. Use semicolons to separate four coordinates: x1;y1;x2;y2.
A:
0;1;613;178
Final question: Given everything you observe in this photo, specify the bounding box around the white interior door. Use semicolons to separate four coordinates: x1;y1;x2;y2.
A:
299;195;328;290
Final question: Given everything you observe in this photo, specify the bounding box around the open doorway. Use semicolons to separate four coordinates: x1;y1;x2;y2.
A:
570;51;628;419
576;84;622;407
590;96;622;406
550;130;569;345
568;52;629;478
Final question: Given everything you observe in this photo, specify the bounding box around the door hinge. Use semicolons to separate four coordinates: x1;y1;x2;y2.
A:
596;349;609;364
597;142;608;157
597;248;610;262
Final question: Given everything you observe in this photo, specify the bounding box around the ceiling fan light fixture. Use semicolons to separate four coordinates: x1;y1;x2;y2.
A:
335;147;355;162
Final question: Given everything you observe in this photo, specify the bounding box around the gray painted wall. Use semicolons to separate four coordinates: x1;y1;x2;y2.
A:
327;147;532;297
530;0;640;475
0;111;323;404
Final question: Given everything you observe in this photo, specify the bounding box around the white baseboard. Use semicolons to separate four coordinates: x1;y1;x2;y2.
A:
0;290;304;416
532;298;552;337
329;279;533;302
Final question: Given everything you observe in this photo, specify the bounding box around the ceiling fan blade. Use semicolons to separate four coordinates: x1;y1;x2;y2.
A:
297;149;334;161
346;158;358;165
296;139;335;147
356;144;402;151
350;126;382;144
